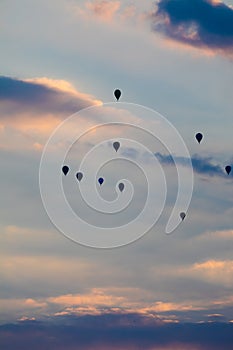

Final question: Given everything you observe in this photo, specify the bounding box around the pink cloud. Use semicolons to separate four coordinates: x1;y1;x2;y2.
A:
0;76;102;151
86;0;121;22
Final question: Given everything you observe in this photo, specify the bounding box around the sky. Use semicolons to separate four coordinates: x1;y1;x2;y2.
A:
1;0;233;349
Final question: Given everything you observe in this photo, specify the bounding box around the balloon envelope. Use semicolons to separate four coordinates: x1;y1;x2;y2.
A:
76;172;83;182
195;133;203;144
118;183;124;192
114;89;121;101
62;165;69;176
180;212;186;221
98;177;104;185
225;165;232;175
113;141;120;152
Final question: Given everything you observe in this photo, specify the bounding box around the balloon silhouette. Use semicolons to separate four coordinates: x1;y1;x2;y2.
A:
98;177;104;185
180;212;186;221
195;133;203;144
113;141;120;152
76;172;83;182
62;165;69;176
225;165;232;175
114;89;121;101
118;183;124;192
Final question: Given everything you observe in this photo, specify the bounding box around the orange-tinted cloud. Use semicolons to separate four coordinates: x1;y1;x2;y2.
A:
47;288;205;318
0;76;102;150
198;229;233;240
0;76;101;126
191;259;233;286
86;0;121;22
75;0;141;25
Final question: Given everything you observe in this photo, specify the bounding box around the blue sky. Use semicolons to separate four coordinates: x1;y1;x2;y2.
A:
1;0;233;349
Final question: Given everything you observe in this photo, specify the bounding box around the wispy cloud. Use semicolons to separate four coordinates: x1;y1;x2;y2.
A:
151;0;233;57
85;0;121;22
0;75;101;119
155;152;228;177
73;0;144;24
0;76;102;147
198;229;233;240
192;259;233;286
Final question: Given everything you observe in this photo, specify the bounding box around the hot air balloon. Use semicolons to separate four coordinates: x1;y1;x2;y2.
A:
62;165;69;176
113;141;120;152
98;177;104;185
225;165;232;175
195;133;203;144
118;183;124;192
180;212;186;221
76;172;83;182
114;89;121;101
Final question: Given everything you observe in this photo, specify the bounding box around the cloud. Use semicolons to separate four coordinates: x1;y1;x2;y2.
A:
86;0;121;22
151;0;233;56
1;314;233;350
205;313;227;322
191;155;225;177
191;259;233;286
160;259;233;289
198;229;233;240
0;75;102;148
74;0;142;24
0;75;101;121
48;288;202;317
155;152;227;177
49;288;126;310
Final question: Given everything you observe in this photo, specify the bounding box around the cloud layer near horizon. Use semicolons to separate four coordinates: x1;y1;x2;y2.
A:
1;314;233;350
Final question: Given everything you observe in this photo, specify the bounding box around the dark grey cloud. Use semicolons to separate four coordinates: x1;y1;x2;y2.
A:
155;152;228;177
151;0;233;54
1;314;233;349
0;76;96;117
191;155;225;176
